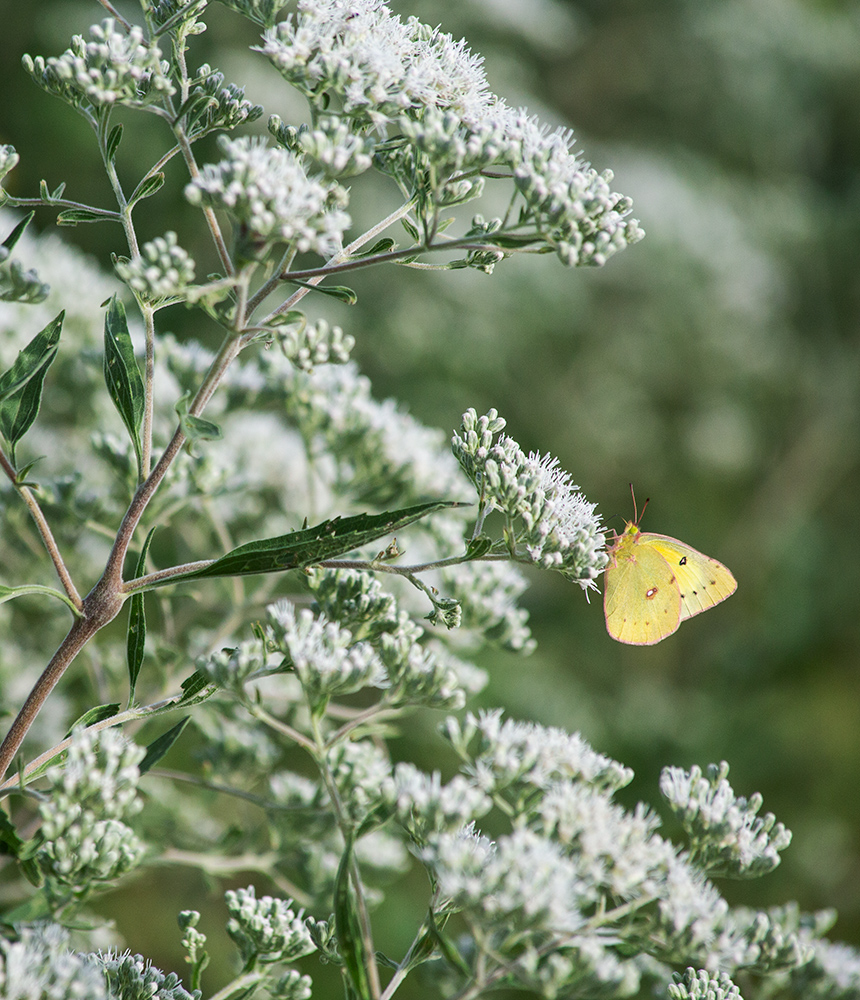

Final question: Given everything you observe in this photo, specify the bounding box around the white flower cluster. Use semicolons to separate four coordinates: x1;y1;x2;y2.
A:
393;763;492;843
268;600;387;709
225;885;317;965
0;225;50;305
427;825;591;934
23;19;175;113
668;968;742;1000
94;949;201;1000
202;636;280;689
453;408;608;585
258;0;641;267
715;904;813;973
185;136;350;258
36;727;146;896
536;782;670;899
0;144;19;184
116;231;196;305
295;116;376;178
0;925;109;1000
185;64;263;138
440;557;534;652
510;117;645;266
269;968;314;1000
660;762;793;878
308;567;488;705
325;738;395;828
275;316;355;371
796;938;860;998
258;0;492;126
444;710;634;796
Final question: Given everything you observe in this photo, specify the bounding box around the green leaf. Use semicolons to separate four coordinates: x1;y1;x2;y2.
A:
106;123;124;163
465;535;493;559
261;309;305;329
0;890;52;924
0;584;81;617
0;312;63;461
177;669;218;705
349;238;396;259
103;296;144;475
56;208;116;225
133;501;462;591
401;218;420;241
127;527;156;700
485;232;543;249
130;172;165;205
175;391;222;444
335;838;374;1000
428;909;471;977
0;808;25;859
1;211;34;253
66;704;121;737
139;717;190;775
288;279;357;305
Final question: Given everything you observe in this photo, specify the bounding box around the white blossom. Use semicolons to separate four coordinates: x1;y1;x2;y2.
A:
23;19;174;111
185;136;350;257
661;762;792;878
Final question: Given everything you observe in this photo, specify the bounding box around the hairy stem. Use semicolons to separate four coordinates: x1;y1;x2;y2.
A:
0;596;119;781
0;448;83;610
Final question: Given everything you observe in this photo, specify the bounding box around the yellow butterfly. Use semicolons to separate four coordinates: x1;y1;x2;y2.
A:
603;492;737;645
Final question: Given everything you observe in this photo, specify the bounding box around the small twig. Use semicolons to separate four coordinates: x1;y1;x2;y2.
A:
0;448;83;610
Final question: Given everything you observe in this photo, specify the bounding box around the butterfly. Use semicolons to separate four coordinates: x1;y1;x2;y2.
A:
603;490;737;645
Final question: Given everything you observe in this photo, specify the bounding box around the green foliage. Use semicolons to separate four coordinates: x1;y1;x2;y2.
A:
0;1;856;999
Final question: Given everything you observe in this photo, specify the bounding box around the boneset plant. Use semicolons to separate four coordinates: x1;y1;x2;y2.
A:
0;2;856;999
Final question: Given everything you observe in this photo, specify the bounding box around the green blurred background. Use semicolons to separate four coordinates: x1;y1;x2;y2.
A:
2;0;860;990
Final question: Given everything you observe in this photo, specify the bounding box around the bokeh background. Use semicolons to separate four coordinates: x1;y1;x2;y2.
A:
2;0;860;992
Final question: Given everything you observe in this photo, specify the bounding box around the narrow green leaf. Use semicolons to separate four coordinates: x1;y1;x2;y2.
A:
56;208;116;225
0;312;63;458
401;218;420;241
66;704;121;736
135;501;462;590
0;583;81;617
139;717;190;775
335;838;374;1000
427;909;471;977
485;232;543;249
2;212;34;252
106;123;124;163
288;279;357;305
127;527;156;700
349;238;396;259
130;172;165;205
262;309;305;329
103;296;144;475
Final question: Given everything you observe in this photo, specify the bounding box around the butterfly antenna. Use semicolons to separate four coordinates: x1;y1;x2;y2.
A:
629;483;650;526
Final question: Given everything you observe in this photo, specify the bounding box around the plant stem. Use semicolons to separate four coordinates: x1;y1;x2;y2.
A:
0;448;83;610
249;197;418;322
0;612;107;781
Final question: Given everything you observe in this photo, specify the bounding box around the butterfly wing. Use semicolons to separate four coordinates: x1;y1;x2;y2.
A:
640;533;737;621
604;525;683;645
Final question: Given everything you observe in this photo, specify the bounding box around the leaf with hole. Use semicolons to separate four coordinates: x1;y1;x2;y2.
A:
130;501;463;590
